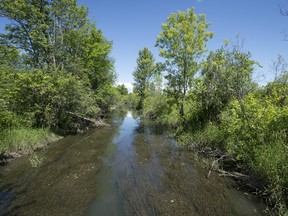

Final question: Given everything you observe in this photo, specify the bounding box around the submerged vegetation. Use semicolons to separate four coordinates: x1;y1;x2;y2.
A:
133;8;288;215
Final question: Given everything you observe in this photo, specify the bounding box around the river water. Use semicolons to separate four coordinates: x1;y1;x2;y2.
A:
0;111;268;215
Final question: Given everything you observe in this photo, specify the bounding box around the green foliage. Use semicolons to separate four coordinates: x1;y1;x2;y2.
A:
200;42;256;123
133;47;161;109
82;26;115;91
218;92;288;212
1;69;101;130
156;7;213;118
0;0;115;135
0;39;19;67
95;84;119;113
0;128;53;153
265;66;288;107
126;93;139;109
113;84;129;108
116;84;128;96
178;122;224;150
143;93;167;121
0;111;33;130
220;94;287;161
0;0;50;66
0;0;115;86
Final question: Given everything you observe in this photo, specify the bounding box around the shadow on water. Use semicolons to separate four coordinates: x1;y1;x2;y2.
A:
0;111;269;216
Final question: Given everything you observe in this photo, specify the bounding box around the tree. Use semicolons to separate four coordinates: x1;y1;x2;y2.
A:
155;8;213;119
0;0;115;88
200;42;256;122
0;0;116;131
133;47;160;109
0;38;19;67
200;47;229;122
82;26;115;91
116;84;128;96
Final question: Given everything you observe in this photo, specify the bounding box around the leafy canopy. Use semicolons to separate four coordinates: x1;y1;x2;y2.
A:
156;7;213;118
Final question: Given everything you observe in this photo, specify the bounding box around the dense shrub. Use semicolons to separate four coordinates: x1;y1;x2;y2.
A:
219;93;288;212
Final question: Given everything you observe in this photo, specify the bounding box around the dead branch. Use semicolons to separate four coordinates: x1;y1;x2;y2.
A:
206;154;228;178
66;111;95;123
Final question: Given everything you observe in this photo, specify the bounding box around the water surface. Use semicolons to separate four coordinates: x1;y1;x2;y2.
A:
0;111;267;215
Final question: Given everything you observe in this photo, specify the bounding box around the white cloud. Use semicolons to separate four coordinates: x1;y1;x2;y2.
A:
116;82;133;93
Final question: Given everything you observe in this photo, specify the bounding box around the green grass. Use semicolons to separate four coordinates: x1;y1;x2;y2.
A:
178;123;288;215
178;122;224;150
0;128;58;155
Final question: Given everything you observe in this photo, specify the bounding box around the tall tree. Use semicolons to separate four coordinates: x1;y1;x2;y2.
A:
49;0;89;70
155;8;213;119
133;47;160;109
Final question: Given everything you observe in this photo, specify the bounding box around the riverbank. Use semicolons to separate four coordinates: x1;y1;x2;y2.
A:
177;128;285;215
0;118;112;165
0;128;61;164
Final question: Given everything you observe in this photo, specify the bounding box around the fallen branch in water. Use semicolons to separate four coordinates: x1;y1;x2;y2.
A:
206;154;250;180
66;111;95;123
184;144;267;199
93;118;110;127
206;158;262;192
206;154;228;178
217;169;249;179
66;111;109;127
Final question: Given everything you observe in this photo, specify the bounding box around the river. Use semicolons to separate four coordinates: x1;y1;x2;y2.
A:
0;111;268;215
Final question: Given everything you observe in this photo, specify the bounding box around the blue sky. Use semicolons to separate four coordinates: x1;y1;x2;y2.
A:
1;0;287;90
79;0;288;89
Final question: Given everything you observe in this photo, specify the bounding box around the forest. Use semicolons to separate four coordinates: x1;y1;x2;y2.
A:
0;1;287;215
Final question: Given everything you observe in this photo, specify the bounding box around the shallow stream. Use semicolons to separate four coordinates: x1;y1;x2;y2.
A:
0;111;267;215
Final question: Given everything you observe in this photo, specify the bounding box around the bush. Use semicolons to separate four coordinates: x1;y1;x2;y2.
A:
143;93;167;121
219;93;288;213
1;69;103;131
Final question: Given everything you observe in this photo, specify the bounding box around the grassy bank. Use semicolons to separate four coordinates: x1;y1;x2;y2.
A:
177;122;287;215
0;128;60;159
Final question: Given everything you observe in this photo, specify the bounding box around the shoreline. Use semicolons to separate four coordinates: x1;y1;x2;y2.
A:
180;144;274;215
0;119;110;166
0;132;62;166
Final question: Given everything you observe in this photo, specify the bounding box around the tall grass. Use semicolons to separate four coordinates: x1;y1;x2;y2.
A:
0;128;57;155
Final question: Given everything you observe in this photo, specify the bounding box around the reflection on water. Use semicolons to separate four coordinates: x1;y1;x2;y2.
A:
0;111;268;216
87;111;267;216
87;111;138;216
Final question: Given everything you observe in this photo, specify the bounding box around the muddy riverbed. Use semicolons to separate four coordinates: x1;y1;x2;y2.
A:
0;111;268;215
